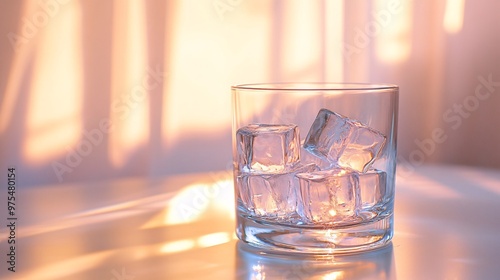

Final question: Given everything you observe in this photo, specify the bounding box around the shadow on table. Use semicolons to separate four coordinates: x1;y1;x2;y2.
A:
235;241;396;279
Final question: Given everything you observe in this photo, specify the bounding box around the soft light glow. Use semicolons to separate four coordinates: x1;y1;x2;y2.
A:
375;0;413;64
109;0;150;167
22;1;83;164
281;1;322;80
252;264;266;280
252;264;262;272
197;232;231;248
140;208;171;230
339;150;372;172
142;178;234;228
444;0;465;34
324;0;344;81
160;239;196;254
323;271;345;280
161;1;272;150
210;178;236;219
328;209;337;216
159;232;233;254
164;183;212;225
162;1;229;149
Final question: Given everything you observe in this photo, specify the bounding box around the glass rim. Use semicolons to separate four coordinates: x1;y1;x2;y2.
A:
231;82;398;91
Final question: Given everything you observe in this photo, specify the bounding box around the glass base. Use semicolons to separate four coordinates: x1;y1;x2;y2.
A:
236;212;393;255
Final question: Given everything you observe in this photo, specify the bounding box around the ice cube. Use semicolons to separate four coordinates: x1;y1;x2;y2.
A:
299;146;333;170
237;163;318;218
303;109;350;161
359;170;387;210
303;109;386;172
296;168;360;224
237;124;300;173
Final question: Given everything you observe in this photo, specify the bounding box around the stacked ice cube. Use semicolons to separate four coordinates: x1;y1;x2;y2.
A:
303;109;385;172
235;109;388;224
236;124;318;219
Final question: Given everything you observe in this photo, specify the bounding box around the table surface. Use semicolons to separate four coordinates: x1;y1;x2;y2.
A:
1;164;500;280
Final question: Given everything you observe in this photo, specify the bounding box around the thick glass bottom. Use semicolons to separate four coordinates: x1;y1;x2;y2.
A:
236;212;393;255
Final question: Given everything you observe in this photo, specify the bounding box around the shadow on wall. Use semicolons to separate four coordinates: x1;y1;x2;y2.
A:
160;131;233;176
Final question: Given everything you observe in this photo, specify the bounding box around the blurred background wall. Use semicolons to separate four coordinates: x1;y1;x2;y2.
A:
0;0;499;187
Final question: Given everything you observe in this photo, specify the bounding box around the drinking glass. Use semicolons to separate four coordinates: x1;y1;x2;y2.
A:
232;83;398;254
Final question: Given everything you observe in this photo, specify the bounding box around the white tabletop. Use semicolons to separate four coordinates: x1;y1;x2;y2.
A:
1;164;500;279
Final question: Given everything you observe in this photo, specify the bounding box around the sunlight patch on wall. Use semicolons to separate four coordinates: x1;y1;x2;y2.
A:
443;0;465;34
281;1;322;80
161;0;231;148
324;0;344;81
162;0;271;149
109;0;150;167
23;1;83;164
375;0;413;64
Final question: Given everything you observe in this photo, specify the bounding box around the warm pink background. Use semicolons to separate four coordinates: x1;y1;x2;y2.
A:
0;0;499;187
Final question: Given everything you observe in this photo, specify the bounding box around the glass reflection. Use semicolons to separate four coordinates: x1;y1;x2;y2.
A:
236;241;396;280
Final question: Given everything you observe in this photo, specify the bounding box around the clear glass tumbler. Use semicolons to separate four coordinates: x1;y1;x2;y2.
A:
231;83;398;254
